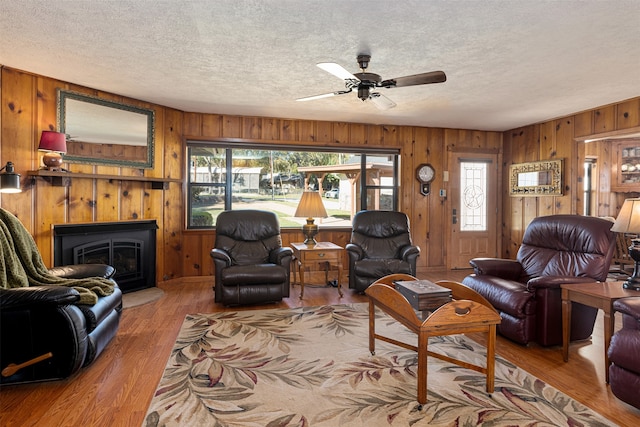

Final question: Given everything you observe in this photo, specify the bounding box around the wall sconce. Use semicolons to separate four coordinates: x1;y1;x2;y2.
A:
294;191;328;245
38;131;67;170
611;198;640;291
0;162;22;193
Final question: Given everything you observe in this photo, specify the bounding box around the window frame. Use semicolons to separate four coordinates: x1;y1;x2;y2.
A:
186;141;400;229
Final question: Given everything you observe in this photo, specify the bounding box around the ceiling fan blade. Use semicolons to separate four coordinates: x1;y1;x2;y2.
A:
296;89;352;102
317;62;359;81
369;92;397;110
381;71;446;88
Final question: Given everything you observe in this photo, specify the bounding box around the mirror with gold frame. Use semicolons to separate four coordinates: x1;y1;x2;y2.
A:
509;159;563;196
57;89;155;169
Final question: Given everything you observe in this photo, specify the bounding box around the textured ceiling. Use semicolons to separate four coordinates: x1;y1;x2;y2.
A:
1;1;639;132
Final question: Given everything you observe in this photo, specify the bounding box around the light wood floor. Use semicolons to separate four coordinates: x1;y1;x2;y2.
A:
1;270;639;427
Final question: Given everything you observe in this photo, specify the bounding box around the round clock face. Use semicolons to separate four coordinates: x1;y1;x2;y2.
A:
417;164;435;183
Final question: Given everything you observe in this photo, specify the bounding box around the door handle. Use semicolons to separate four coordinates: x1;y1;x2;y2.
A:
452;208;457;224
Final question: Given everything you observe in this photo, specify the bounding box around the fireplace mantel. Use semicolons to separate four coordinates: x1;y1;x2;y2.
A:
28;170;181;190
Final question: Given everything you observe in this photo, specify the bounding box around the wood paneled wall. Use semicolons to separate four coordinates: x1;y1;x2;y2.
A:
181;118;502;277
2;65;638;282
0;66;184;281
502;98;640;258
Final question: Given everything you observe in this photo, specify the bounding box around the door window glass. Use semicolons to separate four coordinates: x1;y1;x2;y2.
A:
460;161;487;231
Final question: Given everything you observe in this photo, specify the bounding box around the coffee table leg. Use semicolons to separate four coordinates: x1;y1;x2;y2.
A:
486;325;496;393
417;331;428;406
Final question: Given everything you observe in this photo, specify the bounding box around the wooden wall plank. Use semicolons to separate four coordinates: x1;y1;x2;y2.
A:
574;110;593;137
593;105;616;134
243;117;262;139
616;98;640;129
222;116;242;138
161;108;185;280
280;119;297;141
1;68;35;231
554;117;575;215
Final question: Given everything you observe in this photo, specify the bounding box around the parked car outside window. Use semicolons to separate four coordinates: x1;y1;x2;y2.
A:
325;188;339;199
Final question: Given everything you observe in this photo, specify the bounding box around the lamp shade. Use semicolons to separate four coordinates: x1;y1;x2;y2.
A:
38;131;67;153
294;191;328;218
294;191;327;245
0;161;22;193
611;198;640;234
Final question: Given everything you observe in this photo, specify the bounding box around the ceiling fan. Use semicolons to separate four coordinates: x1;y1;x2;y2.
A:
296;54;446;110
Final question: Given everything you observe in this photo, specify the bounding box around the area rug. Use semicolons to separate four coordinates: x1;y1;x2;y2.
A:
122;287;164;309
144;303;616;426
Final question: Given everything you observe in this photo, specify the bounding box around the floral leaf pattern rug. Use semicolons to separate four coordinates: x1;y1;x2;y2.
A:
144;303;617;426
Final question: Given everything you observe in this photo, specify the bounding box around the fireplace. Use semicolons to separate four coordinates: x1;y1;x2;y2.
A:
53;220;158;293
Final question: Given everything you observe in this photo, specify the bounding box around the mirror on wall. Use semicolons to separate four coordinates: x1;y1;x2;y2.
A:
57;89;155;168
509;159;563;196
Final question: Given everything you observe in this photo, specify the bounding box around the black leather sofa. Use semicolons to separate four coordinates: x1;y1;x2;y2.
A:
462;215;616;346
1;264;122;385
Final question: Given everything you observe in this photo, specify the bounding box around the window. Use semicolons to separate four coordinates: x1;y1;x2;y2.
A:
459;161;488;231
186;142;399;229
584;158;596;215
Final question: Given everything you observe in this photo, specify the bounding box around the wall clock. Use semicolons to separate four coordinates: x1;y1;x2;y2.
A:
416;163;435;195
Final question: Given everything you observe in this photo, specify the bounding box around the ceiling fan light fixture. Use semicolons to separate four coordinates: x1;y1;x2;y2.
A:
357;85;370;101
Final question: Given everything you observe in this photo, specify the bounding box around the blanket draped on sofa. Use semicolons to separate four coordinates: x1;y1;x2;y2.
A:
0;208;114;305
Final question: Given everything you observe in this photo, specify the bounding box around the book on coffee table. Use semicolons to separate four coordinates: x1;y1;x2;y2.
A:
394;279;453;312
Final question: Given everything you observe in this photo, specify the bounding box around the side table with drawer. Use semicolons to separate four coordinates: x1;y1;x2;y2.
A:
290;242;344;299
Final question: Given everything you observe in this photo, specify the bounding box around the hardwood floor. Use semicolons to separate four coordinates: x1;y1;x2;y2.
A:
1;271;639;427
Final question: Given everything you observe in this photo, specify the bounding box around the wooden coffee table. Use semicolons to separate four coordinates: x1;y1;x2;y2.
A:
290;242;343;299
561;281;637;383
366;280;501;407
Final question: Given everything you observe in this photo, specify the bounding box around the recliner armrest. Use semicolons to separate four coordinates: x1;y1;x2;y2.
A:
399;244;420;261
270;247;293;264
614;297;640;321
345;243;364;260
48;264;115;279
210;248;232;266
526;275;596;291
468;258;523;280
0;286;80;310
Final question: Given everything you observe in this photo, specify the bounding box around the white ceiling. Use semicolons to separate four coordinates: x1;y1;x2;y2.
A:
1;1;639;132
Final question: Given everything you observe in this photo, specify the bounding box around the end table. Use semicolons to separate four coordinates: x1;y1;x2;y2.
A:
290;242;344;299
561;281;637;383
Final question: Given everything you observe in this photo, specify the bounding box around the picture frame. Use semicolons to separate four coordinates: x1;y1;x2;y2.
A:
509;159;563;196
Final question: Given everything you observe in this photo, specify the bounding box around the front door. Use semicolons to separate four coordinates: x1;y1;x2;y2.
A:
448;152;499;269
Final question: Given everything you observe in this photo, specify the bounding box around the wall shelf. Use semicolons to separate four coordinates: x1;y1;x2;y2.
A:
27;170;181;190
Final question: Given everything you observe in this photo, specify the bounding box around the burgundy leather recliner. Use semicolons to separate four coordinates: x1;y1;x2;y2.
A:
608;297;640;409
462;215;616;346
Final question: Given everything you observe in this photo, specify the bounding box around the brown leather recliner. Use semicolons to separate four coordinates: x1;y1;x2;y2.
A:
608;297;640;409
462;215;616;346
346;210;420;293
210;210;293;306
